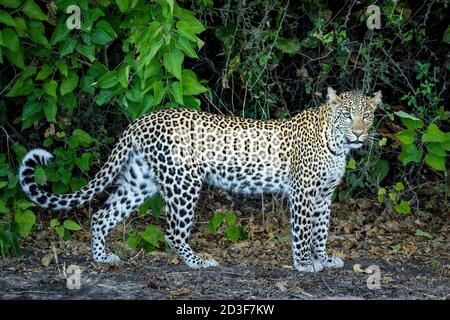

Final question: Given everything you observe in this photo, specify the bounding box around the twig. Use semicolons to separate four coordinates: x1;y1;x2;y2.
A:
249;0;289;91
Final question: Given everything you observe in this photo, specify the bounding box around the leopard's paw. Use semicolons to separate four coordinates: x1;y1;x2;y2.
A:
93;252;121;264
316;256;344;269
185;257;219;269
294;260;323;273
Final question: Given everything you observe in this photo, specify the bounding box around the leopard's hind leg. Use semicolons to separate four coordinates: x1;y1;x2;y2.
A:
91;151;157;263
161;166;218;269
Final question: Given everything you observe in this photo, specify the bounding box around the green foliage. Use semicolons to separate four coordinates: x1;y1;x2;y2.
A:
377;182;412;215
0;0;449;258
127;224;167;252
394;112;449;172
0;0;208;257
50;218;82;240
204;211;247;242
0;151;36;256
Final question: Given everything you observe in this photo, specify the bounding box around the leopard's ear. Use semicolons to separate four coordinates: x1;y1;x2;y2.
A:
369;90;383;110
327;87;342;110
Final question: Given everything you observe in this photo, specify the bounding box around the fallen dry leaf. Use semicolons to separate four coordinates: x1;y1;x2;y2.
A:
41;253;53;267
164;288;190;297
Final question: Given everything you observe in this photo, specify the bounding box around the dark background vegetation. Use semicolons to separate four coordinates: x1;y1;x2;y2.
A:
0;0;449;257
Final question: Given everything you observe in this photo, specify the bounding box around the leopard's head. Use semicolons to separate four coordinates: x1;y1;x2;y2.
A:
327;87;382;149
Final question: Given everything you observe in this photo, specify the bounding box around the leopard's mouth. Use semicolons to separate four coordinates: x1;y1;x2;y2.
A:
346;138;364;148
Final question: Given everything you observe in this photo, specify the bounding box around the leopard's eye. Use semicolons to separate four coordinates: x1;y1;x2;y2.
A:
342;111;351;119
363;112;371;119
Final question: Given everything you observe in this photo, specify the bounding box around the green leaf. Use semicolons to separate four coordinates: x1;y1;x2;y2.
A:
149;194;164;219
0;11;17;27
164;0;174;15
377;188;386;203
43;80;57;97
176;36;198;58
0;226;21;256
92;20;117;45
94;89;115;105
60;73;78;95
225;212;237;226
71;177;87;191
395;200;411;215
427;143;446;156
15;199;35;210
13;16;26;36
183;96;200;109
22;0;48;20
224;225;246;242
50;218;60;228
118;65;130;88
69;128;96;148
36;64;53;80
2;28;19;52
204;212;225;234
378;137;387;147
43;96;57;122
443;24;450;44
0;181;8;189
398;144;423;165
60;38;77;56
388;191;397;202
96;70;119;89
425;153;446;171
346;159;356;169
76;43;96;62
6;76;34;97
395;128;415;145
127;231;140;250
0;198;8;213
394;111;424;129
170;81;183;104
0;0;21;9
176;20;200;43
34;166;46;185
29;20;50;48
55;60;68;77
152;80;165;105
174;7;205;33
141;224;165;248
370;159;390;183
115;0;129;12
422;123;446;143
63;219;82;231
54;225;65;238
75;153;91;172
4;47;24;69
182;69;207;95
14;210;36;237
276;37;301;54
50;23;69;45
163;49;184;80
415;229;433;239
394;182;405;192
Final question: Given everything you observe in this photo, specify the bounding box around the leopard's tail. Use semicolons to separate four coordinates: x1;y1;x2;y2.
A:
19;134;133;211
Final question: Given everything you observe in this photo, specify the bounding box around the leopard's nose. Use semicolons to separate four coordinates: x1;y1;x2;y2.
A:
352;130;364;139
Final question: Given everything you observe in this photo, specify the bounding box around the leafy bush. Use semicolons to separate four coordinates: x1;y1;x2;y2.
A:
0;0;207;256
0;0;449;258
204;211;248;242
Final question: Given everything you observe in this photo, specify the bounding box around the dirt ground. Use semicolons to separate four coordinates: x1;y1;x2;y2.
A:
1;191;449;300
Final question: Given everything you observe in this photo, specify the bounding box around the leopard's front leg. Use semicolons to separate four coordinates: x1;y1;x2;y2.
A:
311;191;344;269
289;184;323;273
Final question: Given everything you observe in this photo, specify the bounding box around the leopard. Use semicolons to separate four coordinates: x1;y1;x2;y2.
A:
19;87;382;272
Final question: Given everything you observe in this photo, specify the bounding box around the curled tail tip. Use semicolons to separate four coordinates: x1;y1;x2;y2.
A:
21;148;54;168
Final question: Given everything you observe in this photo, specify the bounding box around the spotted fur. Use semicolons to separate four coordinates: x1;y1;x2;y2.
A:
19;87;382;272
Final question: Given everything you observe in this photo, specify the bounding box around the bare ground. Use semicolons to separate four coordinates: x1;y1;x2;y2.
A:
1;191;449;300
